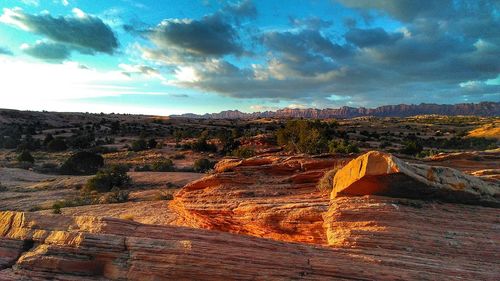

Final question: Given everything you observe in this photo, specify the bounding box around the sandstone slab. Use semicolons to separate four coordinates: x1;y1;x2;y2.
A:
332;151;500;207
172;155;351;244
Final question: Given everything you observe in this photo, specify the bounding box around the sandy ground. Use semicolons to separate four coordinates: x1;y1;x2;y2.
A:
0;168;204;212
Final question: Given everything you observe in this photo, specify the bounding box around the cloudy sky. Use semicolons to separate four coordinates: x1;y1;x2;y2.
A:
0;0;498;115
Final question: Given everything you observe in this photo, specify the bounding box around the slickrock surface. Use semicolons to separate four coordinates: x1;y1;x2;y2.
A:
332;151;500;207
322;195;500;280
2;151;499;280
425;149;500;177
2;206;499;281
172;155;351;244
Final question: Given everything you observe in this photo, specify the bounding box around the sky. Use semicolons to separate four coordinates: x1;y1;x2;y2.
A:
0;0;499;115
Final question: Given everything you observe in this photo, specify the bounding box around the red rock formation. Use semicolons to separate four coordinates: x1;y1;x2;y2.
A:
332;151;500;207
172;155;351;244
322;195;500;280
2;151;500;280
2;199;500;281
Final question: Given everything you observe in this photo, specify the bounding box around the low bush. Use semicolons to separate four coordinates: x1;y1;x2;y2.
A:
316;165;343;193
17;150;34;163
60;151;104;175
328;140;360;154
98;188;129;204
84;165;131;193
193;158;215;173
147;138;158;149
231;147;255;158
47;138;68;152
152;159;175;172
399;141;423;155
131;138;147;152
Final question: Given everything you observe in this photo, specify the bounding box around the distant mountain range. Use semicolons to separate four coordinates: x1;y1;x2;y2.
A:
172;102;500;119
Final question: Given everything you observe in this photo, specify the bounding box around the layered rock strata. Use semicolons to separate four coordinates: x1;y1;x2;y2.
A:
171;155;351;244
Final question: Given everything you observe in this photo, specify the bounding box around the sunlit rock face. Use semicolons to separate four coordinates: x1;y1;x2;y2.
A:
172;155;352;244
331;151;500;207
1;151;500;280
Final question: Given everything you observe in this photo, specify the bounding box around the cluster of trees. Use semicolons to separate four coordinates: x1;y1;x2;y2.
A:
276;120;359;154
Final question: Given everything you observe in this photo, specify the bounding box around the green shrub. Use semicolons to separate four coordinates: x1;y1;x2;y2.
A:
400;141;423;155
131;138;147;151
60;151;104;175
52;195;95;213
17;150;34;163
328;140;360;154
52;204;61;214
193;158;215;173
232;147;255;158
188;133;217;152
47;138;67;152
152;159;174;172
98;188;129;204
147;138;158;149
84;165;131;193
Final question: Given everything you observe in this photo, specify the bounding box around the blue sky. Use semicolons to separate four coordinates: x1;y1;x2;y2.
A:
0;0;498;115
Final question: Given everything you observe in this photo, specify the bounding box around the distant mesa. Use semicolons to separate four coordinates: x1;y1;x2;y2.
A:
171;102;500;119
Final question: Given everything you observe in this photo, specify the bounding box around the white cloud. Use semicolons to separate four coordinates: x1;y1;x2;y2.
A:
21;0;39;7
0;8;30;31
72;8;86;18
174;66;200;83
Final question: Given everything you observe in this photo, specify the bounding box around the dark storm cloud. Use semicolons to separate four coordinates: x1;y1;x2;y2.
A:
345;28;403;47
148;15;242;57
263;30;351;60
149;0;499;106
335;0;454;22
21;41;70;61
0;46;13;56
261;30;351;77
142;0;259;63
1;8;118;54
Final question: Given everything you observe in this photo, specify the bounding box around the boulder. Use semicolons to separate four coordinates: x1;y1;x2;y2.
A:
332;151;500;207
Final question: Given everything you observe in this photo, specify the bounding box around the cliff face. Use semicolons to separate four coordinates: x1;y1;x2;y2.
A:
173;102;500;119
1;152;500;280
